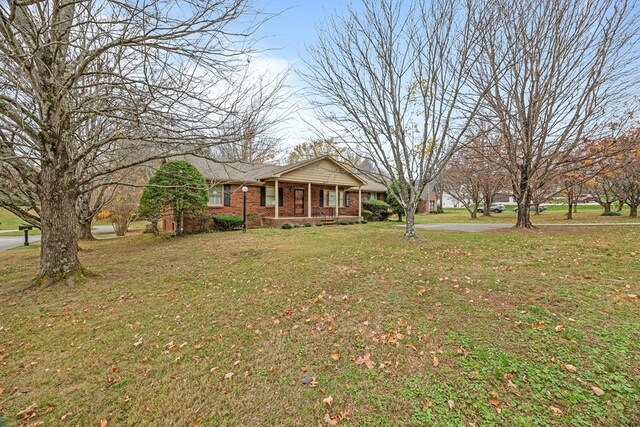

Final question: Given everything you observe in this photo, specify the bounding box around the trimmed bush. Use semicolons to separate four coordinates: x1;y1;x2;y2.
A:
360;220;368;224
362;199;391;221
304;223;312;227
601;211;621;216
361;209;374;221
212;215;243;231
281;223;294;229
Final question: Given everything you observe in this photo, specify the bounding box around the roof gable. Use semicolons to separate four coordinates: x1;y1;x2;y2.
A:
259;156;366;186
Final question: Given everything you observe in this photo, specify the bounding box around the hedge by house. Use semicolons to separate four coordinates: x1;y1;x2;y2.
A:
212;215;244;231
362;199;391;221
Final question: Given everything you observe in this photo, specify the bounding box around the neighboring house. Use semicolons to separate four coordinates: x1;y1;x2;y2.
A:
418;182;439;213
162;155;388;232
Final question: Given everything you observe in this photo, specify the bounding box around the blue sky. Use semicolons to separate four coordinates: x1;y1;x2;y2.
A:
253;0;350;62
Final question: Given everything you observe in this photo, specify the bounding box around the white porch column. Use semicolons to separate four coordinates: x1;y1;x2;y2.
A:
335;184;339;218
275;179;279;219
358;186;362;218
308;182;312;218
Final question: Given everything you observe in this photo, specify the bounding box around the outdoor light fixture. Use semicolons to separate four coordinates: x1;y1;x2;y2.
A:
242;186;248;233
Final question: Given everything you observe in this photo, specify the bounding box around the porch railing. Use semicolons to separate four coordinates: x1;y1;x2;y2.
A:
312;207;336;220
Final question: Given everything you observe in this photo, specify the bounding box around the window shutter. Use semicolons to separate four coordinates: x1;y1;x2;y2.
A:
260;187;266;206
319;190;324;207
278;187;284;207
223;184;231;206
345;192;350;207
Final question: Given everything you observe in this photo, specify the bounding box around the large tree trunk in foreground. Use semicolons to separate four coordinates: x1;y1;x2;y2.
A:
38;169;82;278
404;207;418;239
630;203;638;218
567;201;573;220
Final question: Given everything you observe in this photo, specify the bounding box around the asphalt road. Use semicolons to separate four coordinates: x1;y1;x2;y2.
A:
0;225;116;252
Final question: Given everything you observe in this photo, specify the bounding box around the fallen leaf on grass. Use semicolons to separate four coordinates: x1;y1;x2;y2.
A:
550;406;563;415
489;397;500;406
27;422;44;427
0;387;3;394
554;324;564;332
224;372;234;380
60;413;73;421
531;321;548;329
426;315;435;321
330;352;341;361
418;287;426;296
133;337;143;347
565;364;577;373
406;342;417;352
448;400;455;410
355;353;375;369
592;386;604;396
432;356;439;367
323;412;339;426
24;343;32;350
100;418;108;427
323;396;334;406
17;402;37;419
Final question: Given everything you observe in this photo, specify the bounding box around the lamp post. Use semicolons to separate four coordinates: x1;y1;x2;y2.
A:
241;186;248;233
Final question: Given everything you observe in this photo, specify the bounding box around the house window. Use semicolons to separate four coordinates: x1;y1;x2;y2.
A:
323;190;345;207
368;192;377;200
265;186;276;206
209;185;223;206
429;200;435;210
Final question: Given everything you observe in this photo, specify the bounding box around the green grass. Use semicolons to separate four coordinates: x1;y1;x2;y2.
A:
414;205;639;225
0;209;41;236
0;223;639;426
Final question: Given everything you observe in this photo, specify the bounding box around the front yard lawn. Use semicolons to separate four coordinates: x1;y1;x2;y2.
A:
1;224;638;425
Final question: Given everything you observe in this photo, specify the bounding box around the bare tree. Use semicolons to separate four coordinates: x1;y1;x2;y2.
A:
470;0;639;228
0;0;283;281
440;159;483;219
304;0;487;238
613;129;640;217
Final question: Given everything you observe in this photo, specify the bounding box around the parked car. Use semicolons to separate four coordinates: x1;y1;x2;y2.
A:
575;194;598;203
476;203;505;213
512;204;548;212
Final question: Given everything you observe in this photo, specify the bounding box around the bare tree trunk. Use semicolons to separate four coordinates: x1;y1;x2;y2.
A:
573;203;578;213
602;202;611;213
471;210;477;219
483;194;492;217
77;192;96;240
38;168;82;279
630;203;638;218
404;206;417;239
567;202;573;220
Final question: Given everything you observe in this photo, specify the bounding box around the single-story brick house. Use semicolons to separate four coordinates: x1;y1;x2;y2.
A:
162;155;388;232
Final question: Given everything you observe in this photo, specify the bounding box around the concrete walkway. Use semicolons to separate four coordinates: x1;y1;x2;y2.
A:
0;225;116;252
399;222;640;233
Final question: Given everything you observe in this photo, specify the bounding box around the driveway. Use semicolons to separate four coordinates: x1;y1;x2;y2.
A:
400;222;640;233
0;225;116;252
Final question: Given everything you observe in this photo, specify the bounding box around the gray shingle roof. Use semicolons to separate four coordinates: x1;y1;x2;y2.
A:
181;155;388;192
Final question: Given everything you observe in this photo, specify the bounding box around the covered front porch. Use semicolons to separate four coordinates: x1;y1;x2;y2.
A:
257;156;367;223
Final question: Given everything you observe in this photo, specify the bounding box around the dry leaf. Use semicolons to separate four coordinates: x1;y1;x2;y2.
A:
100;418;108;427
133;337;143;347
448;400;455;410
432;356;439;367
60;413;73;420
323;396;334;406
489;397;500;406
331;352;341;361
531;321;548;329
17;402;37;419
355;353;375;369
323;412;339;426
0;387;4;394
27;422;44;427
549;406;563;415
418;287;426;296
426;315;435;321
554;324;564;332
406;342;418;352
224;372;234;380
565;364;577;373
24;343;32;350
592;386;604;396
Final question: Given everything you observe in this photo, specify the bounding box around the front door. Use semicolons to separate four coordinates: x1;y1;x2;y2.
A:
294;189;305;216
